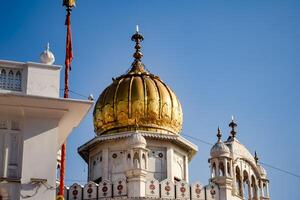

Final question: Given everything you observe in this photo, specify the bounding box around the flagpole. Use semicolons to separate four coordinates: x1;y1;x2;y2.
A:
59;0;75;197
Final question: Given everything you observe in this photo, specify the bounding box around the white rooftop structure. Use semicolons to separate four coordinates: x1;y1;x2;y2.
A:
0;59;93;200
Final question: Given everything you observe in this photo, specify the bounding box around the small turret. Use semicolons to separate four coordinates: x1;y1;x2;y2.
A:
209;127;233;199
125;131;148;197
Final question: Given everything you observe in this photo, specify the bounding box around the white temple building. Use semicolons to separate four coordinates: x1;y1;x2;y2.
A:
0;45;93;200
73;30;270;200
0;32;270;200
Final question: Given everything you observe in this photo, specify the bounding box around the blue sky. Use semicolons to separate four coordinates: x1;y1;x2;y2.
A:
1;0;299;199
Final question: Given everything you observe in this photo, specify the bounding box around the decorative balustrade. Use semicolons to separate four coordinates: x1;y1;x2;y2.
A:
0;67;23;92
57;179;218;200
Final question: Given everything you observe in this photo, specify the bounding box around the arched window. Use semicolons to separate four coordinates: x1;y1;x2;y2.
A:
251;175;257;199
219;162;225;176
212;162;216;178
0;69;6;89
235;166;242;196
263;183;267;197
7;70;14;90
243;171;250;200
15;71;22;91
227;162;231;176
141;153;146;169
133;152;140;168
126;153;131;171
56;164;61;180
257;180;262;198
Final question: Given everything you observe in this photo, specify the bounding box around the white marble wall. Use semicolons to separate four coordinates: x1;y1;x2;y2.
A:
0;60;61;98
88;137;190;184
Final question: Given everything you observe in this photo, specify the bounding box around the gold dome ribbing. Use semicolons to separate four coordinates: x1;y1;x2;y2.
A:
93;30;183;135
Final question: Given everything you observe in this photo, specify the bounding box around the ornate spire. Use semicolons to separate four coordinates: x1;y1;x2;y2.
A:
217;126;222;142
229;115;237;138
254;151;259;164
129;25;146;74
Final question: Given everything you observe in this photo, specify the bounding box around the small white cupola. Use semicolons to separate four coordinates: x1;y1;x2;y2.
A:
210;127;230;158
40;42;55;65
127;131;147;148
254;151;267;178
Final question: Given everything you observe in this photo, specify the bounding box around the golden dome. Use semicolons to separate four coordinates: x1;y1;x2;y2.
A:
93;30;183;135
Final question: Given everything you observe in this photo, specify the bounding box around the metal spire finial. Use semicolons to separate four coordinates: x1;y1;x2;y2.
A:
217;126;222;142
254;151;259;164
130;26;146;73
46;42;50;51
229;115;237;138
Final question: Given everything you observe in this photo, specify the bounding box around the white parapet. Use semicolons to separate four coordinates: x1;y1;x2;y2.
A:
0;60;61;98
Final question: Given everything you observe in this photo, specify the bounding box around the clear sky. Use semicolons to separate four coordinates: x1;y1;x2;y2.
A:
0;0;299;199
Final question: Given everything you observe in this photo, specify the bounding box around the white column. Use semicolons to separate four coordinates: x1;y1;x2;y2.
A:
3;132;9;177
184;155;189;182
255;184;259;200
0;133;3;177
232;164;236;194
248;181;252;200
210;162;213;178
215;159;219;177
145;152;148;170
266;182;270;198
102;148;109;180
224;158;228;177
139;149;143;169
130;149;134;168
166;146;174;180
229;160;233;177
260;180;263;197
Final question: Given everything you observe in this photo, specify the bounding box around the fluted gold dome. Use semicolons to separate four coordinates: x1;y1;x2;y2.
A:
93;30;183;135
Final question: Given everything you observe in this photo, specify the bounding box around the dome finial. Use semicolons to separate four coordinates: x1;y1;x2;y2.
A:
217;126;222;142
130;25;146;74
47;42;50;51
229;115;237;138
254;151;259;164
40;42;55;65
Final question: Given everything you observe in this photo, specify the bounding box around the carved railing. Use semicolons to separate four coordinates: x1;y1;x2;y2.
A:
57;179;218;200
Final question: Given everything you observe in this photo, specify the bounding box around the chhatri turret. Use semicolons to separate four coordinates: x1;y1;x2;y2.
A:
209;127;233;199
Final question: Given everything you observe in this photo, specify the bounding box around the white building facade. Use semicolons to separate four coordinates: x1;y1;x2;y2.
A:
0;31;270;200
63;31;270;200
0;46;93;200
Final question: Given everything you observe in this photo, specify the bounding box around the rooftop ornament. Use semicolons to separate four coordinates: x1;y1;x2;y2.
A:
229;115;237;138
217;126;222;142
129;25;146;74
254;151;259;164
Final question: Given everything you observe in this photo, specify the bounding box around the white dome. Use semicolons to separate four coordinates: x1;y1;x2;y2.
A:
258;164;267;177
40;43;55;65
210;141;230;157
127;132;147;148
